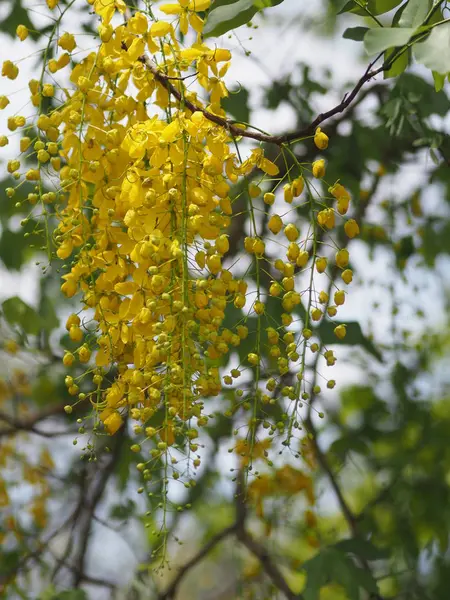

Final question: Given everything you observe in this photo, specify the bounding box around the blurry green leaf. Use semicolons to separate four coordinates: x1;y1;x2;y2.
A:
318;320;383;362
384;46;409;78
413;22;450;74
0;0;38;41
50;591;88;600
0;550;21;576
339;0;403;16
222;86;250;123
110;499;136;521
343;26;369;41
364;27;416;55
302;547;380;600
2;297;42;335
433;71;446;92
399;0;431;28
335;538;390;560
39;294;59;333
204;0;284;37
0;229;27;270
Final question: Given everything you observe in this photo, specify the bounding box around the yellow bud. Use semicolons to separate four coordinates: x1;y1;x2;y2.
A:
335;248;349;269
283;183;293;204
315;257;327;273
344;219;360;238
334;290;345;306
314;127;329;150
334;324;347;340
16;25;29;41
312;159;326;178
284;223;299;242
342;269;353;284
264;192;275;205
268;214;283;234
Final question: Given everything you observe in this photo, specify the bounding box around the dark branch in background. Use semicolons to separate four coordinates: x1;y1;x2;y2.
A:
157;471;300;600
71;429;126;587
139;54;386;145
0;404;68;438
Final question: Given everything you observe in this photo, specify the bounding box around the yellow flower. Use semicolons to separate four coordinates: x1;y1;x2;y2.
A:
312;159;325;178
268;214;283;234
58;32;76;52
94;0;126;23
16;25;29;41
344;219;360;238
334;324;347;340
2;60;19;80
314;127;329;150
284;223;299;242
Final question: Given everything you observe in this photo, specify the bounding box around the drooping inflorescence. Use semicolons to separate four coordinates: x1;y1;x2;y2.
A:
1;0;360;499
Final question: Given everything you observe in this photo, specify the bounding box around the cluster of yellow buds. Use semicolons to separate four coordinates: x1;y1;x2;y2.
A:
0;0;360;481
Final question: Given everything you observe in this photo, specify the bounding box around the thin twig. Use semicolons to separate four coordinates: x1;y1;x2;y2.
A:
158;524;237;600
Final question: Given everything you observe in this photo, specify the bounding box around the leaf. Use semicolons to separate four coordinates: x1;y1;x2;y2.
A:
39;294;59;333
384;46;409;78
318;320;383;362
0;0;39;41
364;27;416;55
0;229;27;270
335;538;390;561
2;297;42;335
50;591;88;600
302;547;380;600
204;0;284;37
110;499;136;521
343;26;369;41
399;0;431;28
339;0;403;16
433;71;446;92
413;21;450;74
222;85;250;123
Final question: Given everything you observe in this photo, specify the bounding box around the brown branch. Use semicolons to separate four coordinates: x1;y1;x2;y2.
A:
158;524;238;600
237;529;299;600
0;404;68;437
69;431;125;587
139;54;385;146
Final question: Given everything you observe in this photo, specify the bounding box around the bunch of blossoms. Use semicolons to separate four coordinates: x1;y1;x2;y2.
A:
0;0;360;484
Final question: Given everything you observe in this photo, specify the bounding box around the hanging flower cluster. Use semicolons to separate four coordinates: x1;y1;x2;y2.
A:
0;0;360;482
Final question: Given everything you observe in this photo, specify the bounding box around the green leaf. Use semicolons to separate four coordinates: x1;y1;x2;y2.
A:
2;297;42;335
364;27;416;55
0;0;38;41
413;21;450;74
433;70;446;92
222;85;250;124
0;229;27;270
399;0;431;28
39;294;59;333
204;0;284;37
339;0;403;16
302;547;380;600
50;591;88;600
318;320;383;362
335;538;390;561
343;26;369;41
384;46;409;78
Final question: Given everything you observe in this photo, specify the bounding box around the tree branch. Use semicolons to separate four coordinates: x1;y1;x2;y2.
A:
139;53;384;145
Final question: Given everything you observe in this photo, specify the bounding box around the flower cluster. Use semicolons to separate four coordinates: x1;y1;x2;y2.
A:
0;0;360;482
